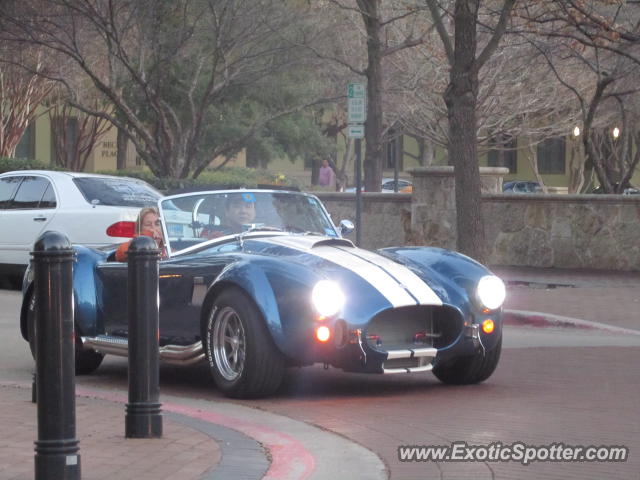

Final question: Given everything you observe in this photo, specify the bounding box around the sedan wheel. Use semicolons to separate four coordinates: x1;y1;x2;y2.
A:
205;288;285;398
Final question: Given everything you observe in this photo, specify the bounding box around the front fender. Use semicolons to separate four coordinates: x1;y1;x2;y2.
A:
380;246;503;351
207;258;321;359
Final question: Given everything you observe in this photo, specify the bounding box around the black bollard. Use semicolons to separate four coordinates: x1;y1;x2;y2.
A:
125;236;163;438
32;231;80;480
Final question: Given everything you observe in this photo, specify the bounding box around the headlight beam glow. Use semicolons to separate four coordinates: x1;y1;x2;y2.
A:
476;275;506;310
311;280;345;317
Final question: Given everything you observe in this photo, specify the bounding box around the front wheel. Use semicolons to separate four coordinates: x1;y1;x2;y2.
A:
433;336;502;385
204;288;285;398
26;293;104;375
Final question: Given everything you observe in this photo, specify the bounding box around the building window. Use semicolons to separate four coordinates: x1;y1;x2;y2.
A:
384;131;403;170
537;137;566;174
487;135;517;173
51;116;79;166
15;123;35;159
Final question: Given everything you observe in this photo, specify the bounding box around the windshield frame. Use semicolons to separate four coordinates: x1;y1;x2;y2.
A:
157;189;340;258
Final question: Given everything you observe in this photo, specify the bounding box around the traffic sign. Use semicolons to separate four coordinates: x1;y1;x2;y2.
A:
347;125;365;139
348;97;366;123
348;82;365;99
347;82;366;123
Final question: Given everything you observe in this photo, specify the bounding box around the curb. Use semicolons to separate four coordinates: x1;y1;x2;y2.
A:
4;380;386;480
504;309;640;336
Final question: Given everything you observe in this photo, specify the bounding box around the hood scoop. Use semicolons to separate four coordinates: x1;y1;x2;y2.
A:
311;238;355;249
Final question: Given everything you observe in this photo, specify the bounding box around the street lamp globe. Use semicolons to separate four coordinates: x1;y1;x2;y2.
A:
613;127;620;139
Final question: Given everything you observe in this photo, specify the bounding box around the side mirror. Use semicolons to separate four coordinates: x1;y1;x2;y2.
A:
339;219;354;236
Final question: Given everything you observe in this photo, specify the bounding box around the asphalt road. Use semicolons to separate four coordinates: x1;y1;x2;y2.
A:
1;288;639;480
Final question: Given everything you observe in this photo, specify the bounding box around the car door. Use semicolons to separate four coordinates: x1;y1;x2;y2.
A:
0;175;57;266
0;175;24;266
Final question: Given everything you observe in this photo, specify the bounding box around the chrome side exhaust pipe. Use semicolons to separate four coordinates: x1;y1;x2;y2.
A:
81;336;205;366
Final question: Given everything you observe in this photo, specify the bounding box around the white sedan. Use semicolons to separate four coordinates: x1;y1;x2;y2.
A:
0;170;162;284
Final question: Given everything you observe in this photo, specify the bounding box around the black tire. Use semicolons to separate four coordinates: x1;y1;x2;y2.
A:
433;336;502;385
204;287;285;398
26;293;104;375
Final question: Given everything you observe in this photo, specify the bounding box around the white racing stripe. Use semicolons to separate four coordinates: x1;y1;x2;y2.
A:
266;236;442;308
341;247;442;305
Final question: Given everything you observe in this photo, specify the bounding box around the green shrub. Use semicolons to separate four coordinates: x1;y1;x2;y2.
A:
0;159;301;193
98;167;300;193
0;157;51;174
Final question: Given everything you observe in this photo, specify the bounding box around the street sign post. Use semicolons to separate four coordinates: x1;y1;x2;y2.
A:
347;82;365;246
347;124;364;139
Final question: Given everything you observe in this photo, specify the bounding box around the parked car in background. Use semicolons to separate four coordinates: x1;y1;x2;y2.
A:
381;178;413;193
346;178;413;193
502;181;542;194
0;170;162;284
20;189;505;398
592;183;640;195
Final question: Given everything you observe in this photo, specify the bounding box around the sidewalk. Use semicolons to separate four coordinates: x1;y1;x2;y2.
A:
0;383;223;480
494;266;640;331
0;378;386;480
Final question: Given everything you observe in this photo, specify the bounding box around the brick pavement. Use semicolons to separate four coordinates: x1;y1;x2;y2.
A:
252;346;640;480
0;383;221;480
495;266;640;331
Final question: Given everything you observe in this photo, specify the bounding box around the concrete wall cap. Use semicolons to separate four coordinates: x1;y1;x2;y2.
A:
408;166;510;176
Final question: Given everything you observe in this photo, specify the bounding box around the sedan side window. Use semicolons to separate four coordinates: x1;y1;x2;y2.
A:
0;176;23;208
12;176;52;209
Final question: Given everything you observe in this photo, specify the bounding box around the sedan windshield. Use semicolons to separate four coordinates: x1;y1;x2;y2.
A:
160;191;338;253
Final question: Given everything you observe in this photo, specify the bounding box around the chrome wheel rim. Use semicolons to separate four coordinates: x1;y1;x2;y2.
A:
212;306;246;381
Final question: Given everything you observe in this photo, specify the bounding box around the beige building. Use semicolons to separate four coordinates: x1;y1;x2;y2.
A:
14;113;639;190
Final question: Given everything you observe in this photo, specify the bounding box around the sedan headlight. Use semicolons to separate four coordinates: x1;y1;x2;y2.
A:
476;275;506;310
311;280;345;317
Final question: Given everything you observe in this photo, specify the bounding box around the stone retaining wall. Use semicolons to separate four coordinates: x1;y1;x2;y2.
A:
484;194;640;270
317;167;640;271
316;193;411;250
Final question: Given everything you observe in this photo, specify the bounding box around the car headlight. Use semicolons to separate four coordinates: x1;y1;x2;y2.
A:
476;275;506;310
311;280;345;317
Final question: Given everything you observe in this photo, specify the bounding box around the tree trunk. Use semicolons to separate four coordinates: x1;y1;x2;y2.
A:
567;138;585;194
444;0;486;263
525;142;548;193
421;139;434;166
116;127;127;170
358;0;384;193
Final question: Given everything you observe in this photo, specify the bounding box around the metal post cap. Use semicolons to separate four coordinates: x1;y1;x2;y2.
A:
128;235;160;253
32;231;73;253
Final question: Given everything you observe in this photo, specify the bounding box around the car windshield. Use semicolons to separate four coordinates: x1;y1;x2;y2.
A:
74;177;162;207
160;191;338;253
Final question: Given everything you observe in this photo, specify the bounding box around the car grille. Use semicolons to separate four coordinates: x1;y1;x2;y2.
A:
365;305;463;351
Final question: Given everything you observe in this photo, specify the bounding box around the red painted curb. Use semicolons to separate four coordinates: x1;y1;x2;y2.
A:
74;387;315;480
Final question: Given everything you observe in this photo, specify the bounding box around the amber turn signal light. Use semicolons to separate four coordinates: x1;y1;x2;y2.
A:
316;326;331;342
482;319;495;334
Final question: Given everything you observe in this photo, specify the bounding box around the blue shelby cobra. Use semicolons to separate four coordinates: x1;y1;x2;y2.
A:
21;190;505;398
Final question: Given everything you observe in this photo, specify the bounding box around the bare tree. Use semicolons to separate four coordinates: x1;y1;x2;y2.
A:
0;45;53;158
48;97;111;172
517;0;640;192
2;0;330;178
310;1;429;192
425;0;516;263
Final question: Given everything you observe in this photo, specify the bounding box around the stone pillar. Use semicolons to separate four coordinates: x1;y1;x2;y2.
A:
408;166;508;248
